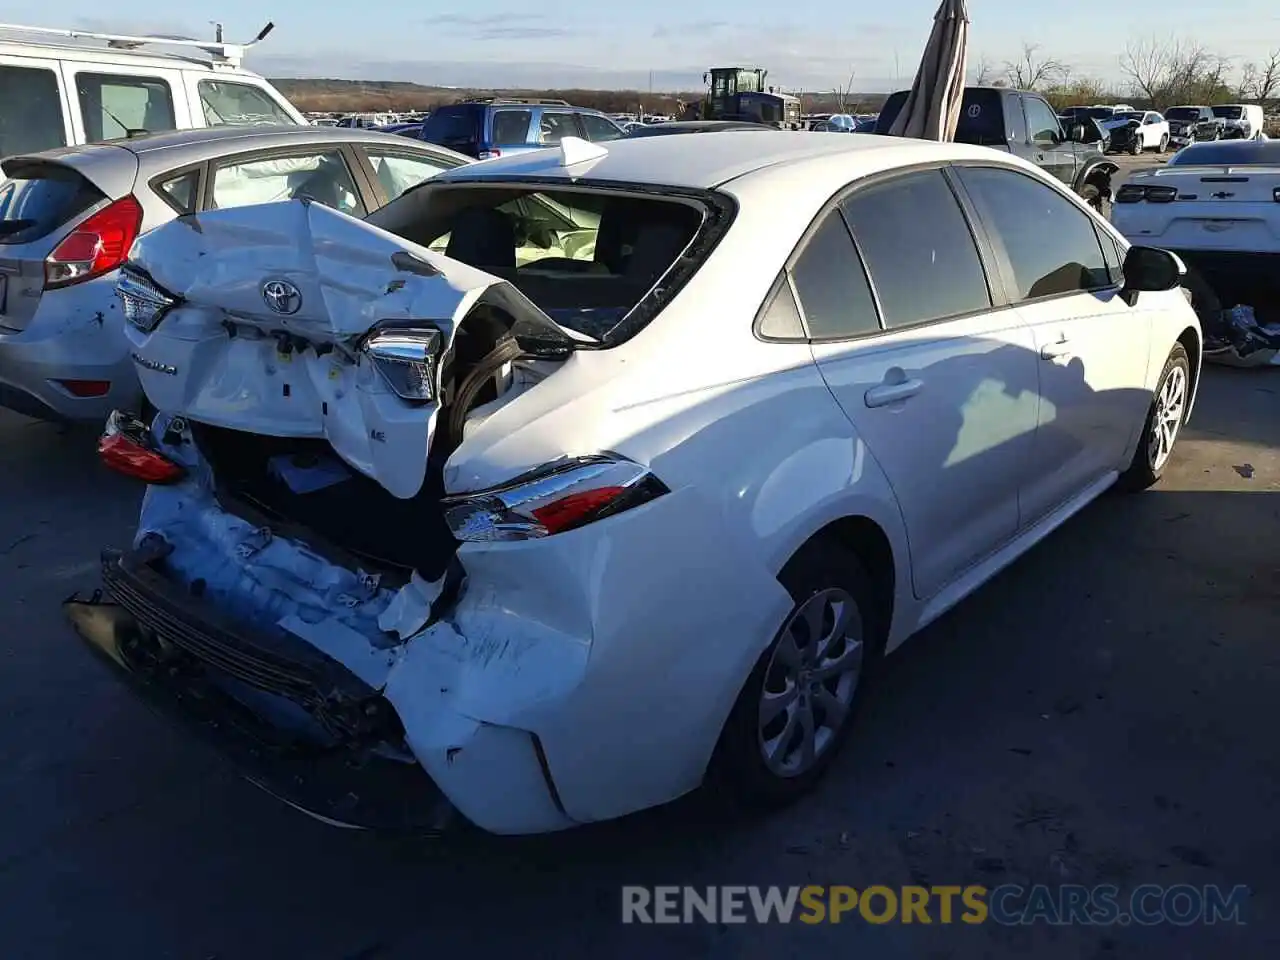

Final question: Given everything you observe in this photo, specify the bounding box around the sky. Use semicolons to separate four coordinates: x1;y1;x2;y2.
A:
2;1;1280;92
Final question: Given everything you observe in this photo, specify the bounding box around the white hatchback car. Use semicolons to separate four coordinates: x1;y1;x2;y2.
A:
69;132;1202;835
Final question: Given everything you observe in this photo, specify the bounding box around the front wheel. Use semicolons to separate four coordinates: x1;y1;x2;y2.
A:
1156;134;1169;154
711;539;884;810
1129;136;1142;155
1116;343;1191;492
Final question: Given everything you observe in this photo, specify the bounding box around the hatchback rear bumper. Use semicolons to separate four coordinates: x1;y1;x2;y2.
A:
66;548;458;833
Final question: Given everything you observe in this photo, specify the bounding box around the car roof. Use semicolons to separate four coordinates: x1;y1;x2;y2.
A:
6;125;469;183
628;120;773;135
1166;139;1280;166
433;130;968;190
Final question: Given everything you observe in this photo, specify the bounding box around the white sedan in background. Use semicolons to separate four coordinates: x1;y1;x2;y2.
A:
70;131;1201;835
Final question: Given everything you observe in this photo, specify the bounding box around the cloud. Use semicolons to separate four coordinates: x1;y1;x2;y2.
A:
426;12;577;41
652;21;729;39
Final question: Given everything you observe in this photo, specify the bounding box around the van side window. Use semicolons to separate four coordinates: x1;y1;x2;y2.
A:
0;65;66;156
76;73;176;142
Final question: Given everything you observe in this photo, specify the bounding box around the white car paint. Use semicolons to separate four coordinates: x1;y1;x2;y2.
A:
1112;157;1280;254
113;132;1202;834
1102;110;1170;152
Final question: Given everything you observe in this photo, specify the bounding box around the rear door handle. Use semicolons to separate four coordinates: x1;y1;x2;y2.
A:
864;378;923;408
1040;337;1072;360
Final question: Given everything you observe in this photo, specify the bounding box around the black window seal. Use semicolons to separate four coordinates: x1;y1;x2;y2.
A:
949;161;1121;309
755;160;1005;346
148;162;206;216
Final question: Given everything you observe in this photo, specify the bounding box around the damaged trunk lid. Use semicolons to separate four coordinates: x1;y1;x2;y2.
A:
123;199;588;499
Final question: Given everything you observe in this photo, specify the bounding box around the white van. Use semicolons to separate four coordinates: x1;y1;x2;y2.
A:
0;22;305;159
1212;104;1267;139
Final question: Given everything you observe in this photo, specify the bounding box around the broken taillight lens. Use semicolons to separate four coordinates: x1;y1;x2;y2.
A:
361;326;442;401
442;455;668;541
98;409;185;484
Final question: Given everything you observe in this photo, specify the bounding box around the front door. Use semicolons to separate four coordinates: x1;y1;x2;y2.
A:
953;165;1154;524
1023;95;1075;185
804;169;1041;600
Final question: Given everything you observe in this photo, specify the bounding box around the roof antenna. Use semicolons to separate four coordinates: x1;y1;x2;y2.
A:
210;21;223;43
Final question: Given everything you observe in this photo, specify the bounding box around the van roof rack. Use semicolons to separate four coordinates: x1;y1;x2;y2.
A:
0;21;275;68
464;97;572;106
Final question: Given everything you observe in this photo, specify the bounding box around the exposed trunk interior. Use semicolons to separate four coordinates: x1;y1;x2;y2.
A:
190;306;556;580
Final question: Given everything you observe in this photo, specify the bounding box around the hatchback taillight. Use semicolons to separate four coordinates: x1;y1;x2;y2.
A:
98;409;185;484
45;195;143;289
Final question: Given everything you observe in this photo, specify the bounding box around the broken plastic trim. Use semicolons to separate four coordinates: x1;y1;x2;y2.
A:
98;409;186;484
116;264;181;333
442;453;668;541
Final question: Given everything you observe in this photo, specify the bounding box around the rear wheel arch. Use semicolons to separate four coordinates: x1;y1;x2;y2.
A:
782;515;896;647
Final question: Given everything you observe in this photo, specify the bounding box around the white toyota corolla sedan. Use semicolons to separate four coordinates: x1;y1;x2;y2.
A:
68;131;1202;835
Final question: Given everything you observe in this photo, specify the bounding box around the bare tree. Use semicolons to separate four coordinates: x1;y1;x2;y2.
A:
1240;49;1280;103
831;70;857;113
972;55;996;86
1120;36;1230;108
1003;43;1069;91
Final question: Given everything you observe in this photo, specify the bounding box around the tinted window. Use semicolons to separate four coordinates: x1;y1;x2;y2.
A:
76;73;175;142
212;151;363;215
842;171;991;328
1023;97;1062;143
1211;106;1243;119
198;80;297;126
420;106;479;148
538;111;579;144
1165;107;1200;121
757;273;806;339
957;166;1110;300
0;165;103;245
1169;140;1280;166
155;171;198;214
0;66;66;156
365;150;452;201
789;211;879;339
491;109;533;145
876;88;1005;144
578;113;624;142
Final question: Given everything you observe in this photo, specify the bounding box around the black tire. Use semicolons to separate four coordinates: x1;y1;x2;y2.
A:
1129;136;1142;155
1078;182;1111;221
1156;134;1168;154
1116;343;1191;492
710;538;886;810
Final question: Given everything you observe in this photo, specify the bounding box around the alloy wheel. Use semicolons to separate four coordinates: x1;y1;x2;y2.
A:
1149;364;1187;472
758;587;864;778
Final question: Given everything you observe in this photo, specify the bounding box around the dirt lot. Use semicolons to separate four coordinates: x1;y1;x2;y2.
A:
1;246;1277;955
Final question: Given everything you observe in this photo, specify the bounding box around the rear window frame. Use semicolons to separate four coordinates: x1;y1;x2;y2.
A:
375;175;738;347
0;160;107;246
0;63;69;157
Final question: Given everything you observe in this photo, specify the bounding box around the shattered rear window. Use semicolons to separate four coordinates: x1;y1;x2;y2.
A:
369;184;732;343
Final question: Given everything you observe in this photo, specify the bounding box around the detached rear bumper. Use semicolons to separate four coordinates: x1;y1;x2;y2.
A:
66;548;458;833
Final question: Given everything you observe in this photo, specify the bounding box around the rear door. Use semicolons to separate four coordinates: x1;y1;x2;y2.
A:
0;56;73;156
537;110;582;146
575;112;625;142
202;144;370;215
807;168;1041;600
61;64;190;143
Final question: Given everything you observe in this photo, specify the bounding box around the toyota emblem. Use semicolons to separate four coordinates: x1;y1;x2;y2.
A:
262;279;302;315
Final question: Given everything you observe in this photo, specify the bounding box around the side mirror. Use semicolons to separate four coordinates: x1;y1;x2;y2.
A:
1068;123;1086;142
1120;246;1185;305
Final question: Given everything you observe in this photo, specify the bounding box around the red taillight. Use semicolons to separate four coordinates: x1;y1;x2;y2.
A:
531;486;627;534
477;148;502;159
45;195;143;289
53;379;111;398
98;432;185;484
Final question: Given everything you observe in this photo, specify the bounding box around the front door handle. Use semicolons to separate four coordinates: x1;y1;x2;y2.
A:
864;378;923;408
1040;337;1072;360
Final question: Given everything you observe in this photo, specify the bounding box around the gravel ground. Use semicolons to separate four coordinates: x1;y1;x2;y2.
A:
1;270;1277;956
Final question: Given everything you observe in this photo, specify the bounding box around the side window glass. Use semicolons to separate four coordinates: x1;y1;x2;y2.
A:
539;112;579;145
197;80;296;126
76;73;175;142
578;113;624;142
364;151;451;201
491;109;533;145
789;211;880;339
1023;97;1061;144
757;272;806;339
842;171;991;328
956;166;1111;300
0;65;66;155
155;171;199;214
211;151;364;215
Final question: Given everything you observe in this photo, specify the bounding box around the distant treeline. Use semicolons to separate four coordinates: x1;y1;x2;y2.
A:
269;78;891;115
